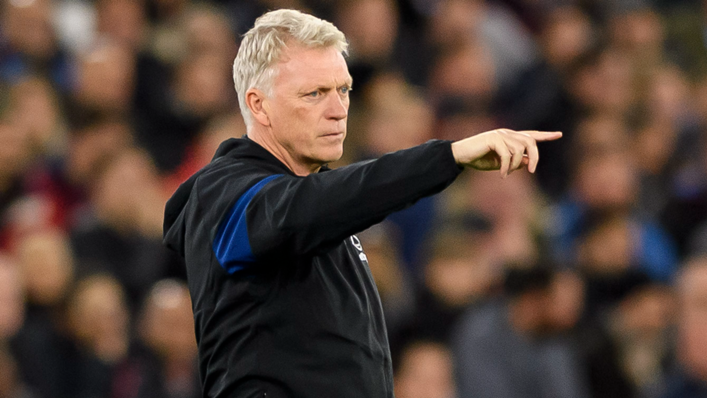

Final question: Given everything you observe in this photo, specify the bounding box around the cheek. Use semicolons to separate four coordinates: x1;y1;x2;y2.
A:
271;101;307;126
289;106;323;140
292;104;321;125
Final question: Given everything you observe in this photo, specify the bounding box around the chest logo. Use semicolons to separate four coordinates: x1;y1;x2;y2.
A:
350;235;368;262
350;235;363;251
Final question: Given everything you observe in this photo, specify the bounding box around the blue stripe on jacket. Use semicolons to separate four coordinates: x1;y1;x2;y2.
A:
213;174;282;273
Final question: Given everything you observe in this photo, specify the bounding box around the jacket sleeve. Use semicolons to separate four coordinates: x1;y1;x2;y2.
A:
211;139;462;271
249;140;461;261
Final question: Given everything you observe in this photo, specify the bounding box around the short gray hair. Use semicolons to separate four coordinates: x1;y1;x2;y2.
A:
233;9;348;128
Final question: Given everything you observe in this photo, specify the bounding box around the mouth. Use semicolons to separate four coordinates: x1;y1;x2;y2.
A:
321;132;344;138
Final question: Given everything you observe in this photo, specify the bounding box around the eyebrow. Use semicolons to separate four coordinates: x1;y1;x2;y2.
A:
302;81;353;93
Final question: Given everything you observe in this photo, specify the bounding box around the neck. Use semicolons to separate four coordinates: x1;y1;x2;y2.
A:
247;127;321;176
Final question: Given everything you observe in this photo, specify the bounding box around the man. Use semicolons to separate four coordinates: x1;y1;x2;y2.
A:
162;9;561;398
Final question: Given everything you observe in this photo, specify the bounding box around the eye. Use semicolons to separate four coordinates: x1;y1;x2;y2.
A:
339;86;351;95
307;90;320;98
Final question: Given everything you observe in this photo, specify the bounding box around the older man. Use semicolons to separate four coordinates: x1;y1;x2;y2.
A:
163;9;561;398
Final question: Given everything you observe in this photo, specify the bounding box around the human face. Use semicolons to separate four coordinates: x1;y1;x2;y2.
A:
264;44;352;174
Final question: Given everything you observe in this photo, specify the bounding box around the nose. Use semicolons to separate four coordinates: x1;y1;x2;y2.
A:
326;92;348;121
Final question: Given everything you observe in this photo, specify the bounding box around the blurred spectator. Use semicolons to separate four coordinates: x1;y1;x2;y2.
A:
0;255;57;398
393;339;456;398
452;266;590;398
608;5;665;68
0;346;37;398
164;113;246;196
87;147;166;240
640;64;691;128
498;5;595;198
631;64;693;221
661;256;707;397
545;269;635;398
69;39;136;123
136;279;199;398
576;213;637;277
357;223;415;338
457;171;544;267
5;115;136;243
11;229;76;398
337;0;398;65
607;282;674;396
6;76;67;160
16;228;74;308
64;274;131;398
548;139;678;282
0;121;33;250
434;95;499;143
428;40;497;111
540;6;595;74
568;48;637;119
66;116;134;188
334;0;399;89
401;216;498;344
661;128;707;257
136;3;237;172
0;0;72;90
180;3;237;62
0;255;24;343
547;270;585;334
172;53;232;120
572;113;631;154
429;0;538;93
358;73;434;157
71;148;184;312
632;69;695;218
95;0;147;52
556;243;675;398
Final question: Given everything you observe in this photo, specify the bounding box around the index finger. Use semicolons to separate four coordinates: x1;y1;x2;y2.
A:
522;131;563;142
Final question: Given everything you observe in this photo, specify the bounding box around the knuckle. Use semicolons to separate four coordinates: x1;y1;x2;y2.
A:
519;135;535;145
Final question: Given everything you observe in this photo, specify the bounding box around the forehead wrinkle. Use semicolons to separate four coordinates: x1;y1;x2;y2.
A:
287;65;349;92
271;45;350;97
314;62;351;89
312;74;352;91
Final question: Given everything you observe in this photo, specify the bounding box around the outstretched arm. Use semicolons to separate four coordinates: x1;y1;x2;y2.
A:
451;129;563;178
211;130;562;268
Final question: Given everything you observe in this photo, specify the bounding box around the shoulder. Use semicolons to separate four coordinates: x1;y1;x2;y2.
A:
194;157;279;205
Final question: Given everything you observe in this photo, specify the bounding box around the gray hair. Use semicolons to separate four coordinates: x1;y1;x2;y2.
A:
232;9;348;128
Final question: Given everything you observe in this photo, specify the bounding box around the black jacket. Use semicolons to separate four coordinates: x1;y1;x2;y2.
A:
163;137;462;398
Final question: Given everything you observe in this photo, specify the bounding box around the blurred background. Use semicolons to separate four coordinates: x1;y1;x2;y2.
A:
2;0;707;397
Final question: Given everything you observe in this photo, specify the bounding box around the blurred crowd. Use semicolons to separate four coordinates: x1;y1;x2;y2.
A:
2;0;707;397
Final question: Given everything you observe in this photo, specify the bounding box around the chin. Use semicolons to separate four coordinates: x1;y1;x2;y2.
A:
313;150;343;166
323;152;344;164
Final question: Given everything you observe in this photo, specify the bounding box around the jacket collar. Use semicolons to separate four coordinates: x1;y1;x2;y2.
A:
213;136;330;175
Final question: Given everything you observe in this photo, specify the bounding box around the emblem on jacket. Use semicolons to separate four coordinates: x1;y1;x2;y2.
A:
350;235;368;262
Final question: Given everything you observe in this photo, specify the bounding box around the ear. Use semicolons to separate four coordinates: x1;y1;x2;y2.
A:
245;88;271;127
